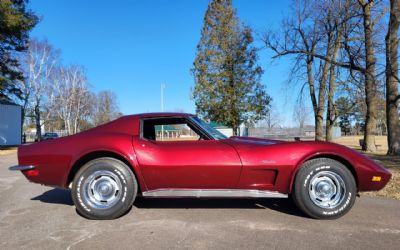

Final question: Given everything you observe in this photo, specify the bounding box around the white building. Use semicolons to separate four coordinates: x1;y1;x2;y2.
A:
0;101;22;146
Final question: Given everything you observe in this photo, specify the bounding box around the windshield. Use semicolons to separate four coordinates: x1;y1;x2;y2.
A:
190;116;228;140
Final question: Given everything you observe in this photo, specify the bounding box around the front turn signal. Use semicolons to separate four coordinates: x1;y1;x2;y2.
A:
372;176;381;182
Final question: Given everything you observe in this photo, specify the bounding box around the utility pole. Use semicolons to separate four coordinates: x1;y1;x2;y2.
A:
160;83;166;141
160;83;165;112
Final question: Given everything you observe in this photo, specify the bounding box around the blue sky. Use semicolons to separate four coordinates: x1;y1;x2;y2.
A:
28;0;299;126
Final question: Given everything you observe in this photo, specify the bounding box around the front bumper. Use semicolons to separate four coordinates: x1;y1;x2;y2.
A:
9;165;35;171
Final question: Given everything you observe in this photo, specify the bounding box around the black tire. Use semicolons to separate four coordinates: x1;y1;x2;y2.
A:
71;157;137;220
292;158;356;219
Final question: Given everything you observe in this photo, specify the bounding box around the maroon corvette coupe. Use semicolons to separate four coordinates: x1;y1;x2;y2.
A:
10;113;391;220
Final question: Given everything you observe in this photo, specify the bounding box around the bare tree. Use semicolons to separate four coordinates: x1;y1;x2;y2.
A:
92;90;121;126
19;39;122;135
293;98;310;135
386;0;400;155
49;65;92;135
257;104;282;131
263;0;320;139
264;0;387;152
357;0;379;151
22;39;59;140
264;0;351;141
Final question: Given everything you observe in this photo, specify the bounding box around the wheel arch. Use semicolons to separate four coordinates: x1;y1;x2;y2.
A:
66;150;144;193
289;153;359;193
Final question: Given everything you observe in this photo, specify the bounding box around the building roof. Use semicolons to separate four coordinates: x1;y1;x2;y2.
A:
0;100;21;107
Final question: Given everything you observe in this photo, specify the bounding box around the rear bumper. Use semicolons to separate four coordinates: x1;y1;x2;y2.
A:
9;165;35;171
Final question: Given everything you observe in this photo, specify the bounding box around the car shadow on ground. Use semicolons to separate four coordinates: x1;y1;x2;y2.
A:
31;188;307;218
31;188;74;206
134;197;307;218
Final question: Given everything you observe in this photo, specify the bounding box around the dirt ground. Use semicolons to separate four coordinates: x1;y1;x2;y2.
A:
333;136;399;200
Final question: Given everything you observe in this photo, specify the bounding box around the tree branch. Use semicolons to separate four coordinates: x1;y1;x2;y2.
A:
271;50;366;72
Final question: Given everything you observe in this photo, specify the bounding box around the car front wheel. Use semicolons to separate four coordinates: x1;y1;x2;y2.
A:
292;158;356;219
71;157;137;220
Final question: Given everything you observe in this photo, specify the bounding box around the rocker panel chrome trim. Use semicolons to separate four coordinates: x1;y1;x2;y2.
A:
142;189;288;198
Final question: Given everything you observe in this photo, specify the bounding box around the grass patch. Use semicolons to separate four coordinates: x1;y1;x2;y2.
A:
0;147;17;156
334;136;399;200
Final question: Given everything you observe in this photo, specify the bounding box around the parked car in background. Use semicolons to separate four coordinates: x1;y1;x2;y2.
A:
9;113;391;220
41;132;59;141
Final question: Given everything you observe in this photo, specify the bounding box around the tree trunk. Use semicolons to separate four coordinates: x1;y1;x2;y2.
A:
315;114;325;141
386;0;400;155
316;31;337;141
21;94;29;130
326;31;342;142
326;122;334;141
34;102;41;141
21;107;26;135
326;70;335;141
306;55;320;141
233;126;238;136
360;0;378;152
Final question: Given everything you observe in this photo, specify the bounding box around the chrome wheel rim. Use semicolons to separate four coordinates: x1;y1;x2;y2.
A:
82;170;122;209
308;170;346;209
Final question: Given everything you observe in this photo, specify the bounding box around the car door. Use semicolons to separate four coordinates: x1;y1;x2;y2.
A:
132;117;242;190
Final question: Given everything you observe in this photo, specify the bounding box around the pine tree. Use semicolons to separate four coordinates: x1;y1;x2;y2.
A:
192;0;271;135
336;97;355;136
0;0;38;101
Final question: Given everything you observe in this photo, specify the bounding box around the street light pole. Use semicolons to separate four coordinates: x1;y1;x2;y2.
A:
160;83;165;112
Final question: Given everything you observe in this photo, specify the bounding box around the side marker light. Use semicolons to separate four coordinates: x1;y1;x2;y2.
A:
372;176;381;182
25;169;39;177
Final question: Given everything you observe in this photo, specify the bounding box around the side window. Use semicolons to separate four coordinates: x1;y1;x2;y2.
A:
155;124;200;141
142;118;201;141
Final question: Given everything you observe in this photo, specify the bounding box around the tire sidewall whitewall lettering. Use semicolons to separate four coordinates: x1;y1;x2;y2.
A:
71;157;137;220
293;158;357;219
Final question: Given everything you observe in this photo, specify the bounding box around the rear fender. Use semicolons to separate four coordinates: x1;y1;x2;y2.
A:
66;146;148;193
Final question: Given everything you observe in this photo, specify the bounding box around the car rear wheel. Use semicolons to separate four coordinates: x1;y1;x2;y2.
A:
292;158;356;219
71;157;137;220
